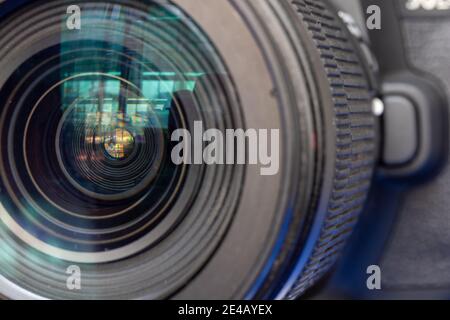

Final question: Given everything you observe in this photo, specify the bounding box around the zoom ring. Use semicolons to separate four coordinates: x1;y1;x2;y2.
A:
286;0;376;298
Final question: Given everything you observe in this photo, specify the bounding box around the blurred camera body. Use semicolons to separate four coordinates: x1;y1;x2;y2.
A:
0;0;449;300
322;0;450;299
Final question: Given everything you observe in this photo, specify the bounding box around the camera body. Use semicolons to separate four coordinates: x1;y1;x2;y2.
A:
321;0;450;299
0;0;449;300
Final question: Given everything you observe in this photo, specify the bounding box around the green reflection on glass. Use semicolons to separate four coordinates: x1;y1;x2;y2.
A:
59;3;206;130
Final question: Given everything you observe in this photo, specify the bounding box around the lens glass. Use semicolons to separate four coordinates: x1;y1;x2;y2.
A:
0;0;242;286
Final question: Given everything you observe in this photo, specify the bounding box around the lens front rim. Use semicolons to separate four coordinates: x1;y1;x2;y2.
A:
0;0;247;299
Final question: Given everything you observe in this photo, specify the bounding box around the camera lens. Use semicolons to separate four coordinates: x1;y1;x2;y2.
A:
0;0;377;299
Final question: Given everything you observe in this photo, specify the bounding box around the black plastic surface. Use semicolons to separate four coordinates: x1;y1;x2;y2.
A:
382;94;417;166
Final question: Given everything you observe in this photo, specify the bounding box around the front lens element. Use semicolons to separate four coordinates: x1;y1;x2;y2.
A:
0;0;243;299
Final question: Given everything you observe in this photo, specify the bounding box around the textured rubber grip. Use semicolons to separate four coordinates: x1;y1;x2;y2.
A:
286;0;376;298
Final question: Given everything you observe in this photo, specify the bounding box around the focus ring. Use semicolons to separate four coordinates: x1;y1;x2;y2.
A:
287;0;376;298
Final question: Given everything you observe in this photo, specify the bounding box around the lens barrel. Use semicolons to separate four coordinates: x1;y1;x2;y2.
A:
0;0;377;299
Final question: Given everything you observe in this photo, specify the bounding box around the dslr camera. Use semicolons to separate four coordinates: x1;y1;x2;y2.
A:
0;0;448;300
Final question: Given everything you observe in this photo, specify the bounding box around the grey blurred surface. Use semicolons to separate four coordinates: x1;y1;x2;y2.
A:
380;18;450;292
